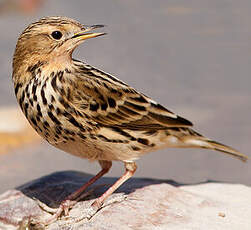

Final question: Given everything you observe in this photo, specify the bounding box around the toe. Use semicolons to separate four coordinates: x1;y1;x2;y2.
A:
34;198;58;214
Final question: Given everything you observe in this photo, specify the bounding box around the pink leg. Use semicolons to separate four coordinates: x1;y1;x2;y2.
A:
92;162;137;208
67;160;112;200
44;160;112;224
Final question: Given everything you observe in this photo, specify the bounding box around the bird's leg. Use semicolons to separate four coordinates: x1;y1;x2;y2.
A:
66;160;112;201
91;162;137;211
70;162;137;222
39;160;112;225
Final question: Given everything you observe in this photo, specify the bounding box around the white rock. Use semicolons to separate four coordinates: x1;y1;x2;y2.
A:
0;171;250;229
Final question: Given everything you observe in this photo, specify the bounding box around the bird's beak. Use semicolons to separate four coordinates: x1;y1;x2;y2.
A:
72;25;106;41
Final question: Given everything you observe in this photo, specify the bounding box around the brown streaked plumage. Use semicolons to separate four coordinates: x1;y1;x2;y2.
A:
12;16;247;223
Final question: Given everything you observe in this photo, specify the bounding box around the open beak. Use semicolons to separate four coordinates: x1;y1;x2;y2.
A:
72;25;106;41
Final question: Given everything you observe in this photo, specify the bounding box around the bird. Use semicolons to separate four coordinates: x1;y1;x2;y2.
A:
12;16;247;223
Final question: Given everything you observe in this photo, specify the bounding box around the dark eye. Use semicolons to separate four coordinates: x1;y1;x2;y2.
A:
51;31;63;40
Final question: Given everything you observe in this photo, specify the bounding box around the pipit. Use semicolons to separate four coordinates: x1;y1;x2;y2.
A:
12;16;247;223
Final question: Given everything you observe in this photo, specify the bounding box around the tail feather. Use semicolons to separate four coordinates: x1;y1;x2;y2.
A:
184;137;248;162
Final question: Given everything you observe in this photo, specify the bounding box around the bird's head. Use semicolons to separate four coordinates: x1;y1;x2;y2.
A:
13;16;105;81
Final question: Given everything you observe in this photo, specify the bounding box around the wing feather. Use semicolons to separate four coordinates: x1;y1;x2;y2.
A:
72;61;193;130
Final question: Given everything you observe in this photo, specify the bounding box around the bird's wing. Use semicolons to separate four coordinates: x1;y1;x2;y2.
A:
72;61;193;130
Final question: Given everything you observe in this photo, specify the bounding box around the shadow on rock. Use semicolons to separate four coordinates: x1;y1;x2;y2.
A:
16;170;218;208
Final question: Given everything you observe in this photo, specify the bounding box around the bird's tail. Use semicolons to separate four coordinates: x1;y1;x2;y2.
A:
183;136;248;162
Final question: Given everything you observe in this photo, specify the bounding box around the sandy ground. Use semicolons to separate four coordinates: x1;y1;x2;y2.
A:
0;0;250;193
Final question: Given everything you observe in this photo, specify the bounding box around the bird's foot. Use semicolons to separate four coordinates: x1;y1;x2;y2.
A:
71;193;129;223
101;193;128;209
33;198;77;226
31;188;128;226
32;187;96;226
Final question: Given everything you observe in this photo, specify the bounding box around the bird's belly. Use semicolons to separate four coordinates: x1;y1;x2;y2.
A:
52;137;143;162
49;128;185;162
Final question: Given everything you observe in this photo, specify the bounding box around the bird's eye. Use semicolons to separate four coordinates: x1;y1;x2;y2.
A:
51;31;63;40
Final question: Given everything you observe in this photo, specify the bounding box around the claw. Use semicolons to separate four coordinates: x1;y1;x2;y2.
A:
33;186;100;225
102;193;128;207
74;193;129;223
33;197;58;214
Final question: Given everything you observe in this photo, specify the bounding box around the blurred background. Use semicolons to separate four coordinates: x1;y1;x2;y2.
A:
0;0;250;193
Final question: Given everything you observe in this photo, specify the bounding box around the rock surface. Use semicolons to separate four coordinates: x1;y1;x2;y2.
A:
0;171;250;230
